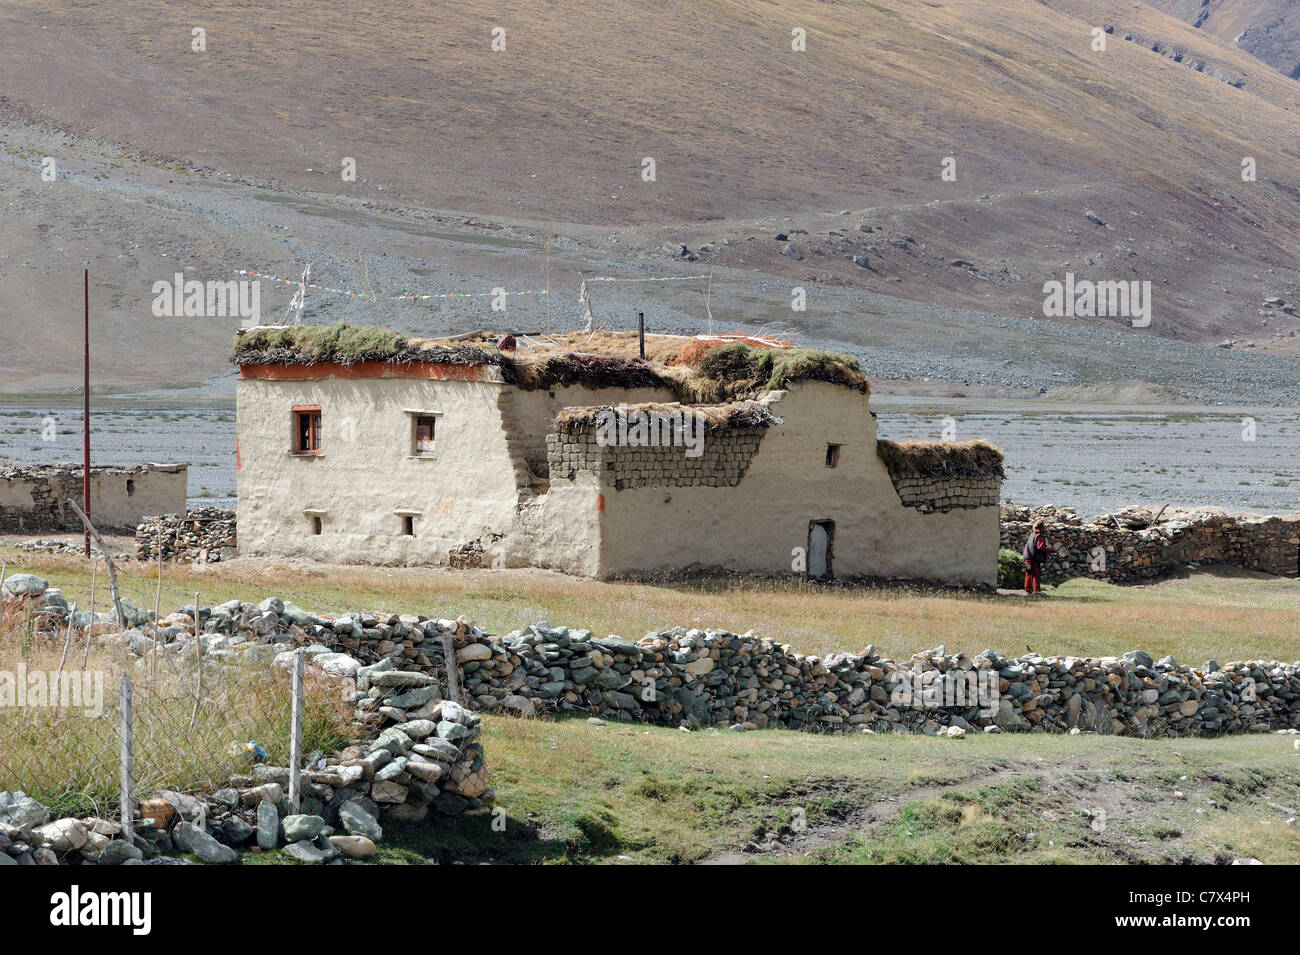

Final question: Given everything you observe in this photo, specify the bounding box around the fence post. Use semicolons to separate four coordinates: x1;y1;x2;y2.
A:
440;631;462;704
57;601;76;675
119;674;134;842
66;498;126;628
188;590;203;730
288;649;304;814
81;558;98;669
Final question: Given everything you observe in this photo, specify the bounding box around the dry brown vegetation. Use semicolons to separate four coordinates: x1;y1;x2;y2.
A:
230;324;867;406
483;330;693;366
232;324;504;368
4;549;1297;667
0;597;355;818
508;352;676;392
554;400;779;432
876;438;1007;478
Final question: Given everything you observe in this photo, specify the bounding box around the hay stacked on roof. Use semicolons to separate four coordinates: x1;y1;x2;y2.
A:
232;325;867;403
689;342;867;395
553;400;781;433
876;439;1005;478
507;353;677;391
233;324;503;368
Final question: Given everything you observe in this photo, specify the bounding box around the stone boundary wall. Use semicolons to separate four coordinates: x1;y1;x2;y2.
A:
21;578;1295;739
0;463;187;533
448;626;1300;737
545;427;766;489
889;474;1001;512
0;576;491;866
1001;514;1300;583
136;507;237;562
104;592;1290;739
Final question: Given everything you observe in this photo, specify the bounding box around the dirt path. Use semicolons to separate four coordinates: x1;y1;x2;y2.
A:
698;756;1097;865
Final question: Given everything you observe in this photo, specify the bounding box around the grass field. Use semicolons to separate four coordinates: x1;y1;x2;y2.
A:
5;550;1298;865
4;549;1298;665
356;717;1300;865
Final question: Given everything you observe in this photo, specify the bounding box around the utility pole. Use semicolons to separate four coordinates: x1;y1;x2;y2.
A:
544;229;552;336
83;268;90;558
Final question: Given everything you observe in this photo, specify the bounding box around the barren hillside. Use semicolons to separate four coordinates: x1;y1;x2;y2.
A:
1142;0;1300;77
3;0;1300;396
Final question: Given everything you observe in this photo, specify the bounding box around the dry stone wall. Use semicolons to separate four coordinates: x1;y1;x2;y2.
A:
1001;512;1300;583
20;572;1293;739
0;577;492;865
546;427;766;489
136;507;237;562
448;625;1300;737
72;588;1284;739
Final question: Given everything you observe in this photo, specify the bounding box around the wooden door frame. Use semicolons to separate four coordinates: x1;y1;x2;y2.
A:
807;519;835;580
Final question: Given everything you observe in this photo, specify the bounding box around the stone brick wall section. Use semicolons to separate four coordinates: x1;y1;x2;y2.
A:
0;463;186;532
1001;514;1300;583
545;427;766;489
889;474;1001;512
136;507;237;562
0;465;73;531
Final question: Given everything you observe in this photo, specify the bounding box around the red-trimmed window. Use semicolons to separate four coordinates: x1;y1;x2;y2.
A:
292;405;322;454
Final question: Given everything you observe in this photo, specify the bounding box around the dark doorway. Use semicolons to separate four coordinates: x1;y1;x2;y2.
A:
808;520;834;579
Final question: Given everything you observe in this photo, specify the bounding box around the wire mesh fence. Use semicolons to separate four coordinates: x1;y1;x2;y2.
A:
0;594;127;821
0;559;351;826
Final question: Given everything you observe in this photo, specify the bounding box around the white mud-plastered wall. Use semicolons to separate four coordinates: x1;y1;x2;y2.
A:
237;372;999;585
570;382;999;585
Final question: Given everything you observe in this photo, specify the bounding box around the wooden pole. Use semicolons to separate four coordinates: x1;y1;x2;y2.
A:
638;311;645;359
544;229;552;336
288;649;304;813
440;631;462;704
83;268;91;558
66;499;124;628
152;521;162;680
82;559;97;668
57;601;76;675
189;590;202;730
119;674;134;841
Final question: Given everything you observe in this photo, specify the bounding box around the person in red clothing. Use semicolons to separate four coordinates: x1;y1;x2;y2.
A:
1022;519;1053;594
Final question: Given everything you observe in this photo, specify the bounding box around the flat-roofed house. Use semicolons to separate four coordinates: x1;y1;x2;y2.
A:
234;325;1003;585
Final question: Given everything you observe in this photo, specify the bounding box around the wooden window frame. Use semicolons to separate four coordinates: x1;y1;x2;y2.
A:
413;414;437;456
292;405;323;455
405;409;441;457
